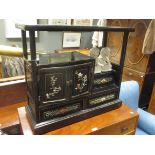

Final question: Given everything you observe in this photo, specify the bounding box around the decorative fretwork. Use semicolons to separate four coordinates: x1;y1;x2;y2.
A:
90;94;115;105
43;103;81;119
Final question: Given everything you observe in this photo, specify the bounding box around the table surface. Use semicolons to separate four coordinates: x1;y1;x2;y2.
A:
18;103;138;135
0;101;26;128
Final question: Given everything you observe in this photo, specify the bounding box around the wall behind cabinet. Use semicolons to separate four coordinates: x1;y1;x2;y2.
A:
0;19;97;51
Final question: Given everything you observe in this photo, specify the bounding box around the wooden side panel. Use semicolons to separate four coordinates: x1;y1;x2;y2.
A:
148;84;155;114
122;67;144;91
139;72;155;108
107;19;128;64
0;102;27;128
0;80;27;107
125;19;151;73
107;19;151;73
89;117;138;135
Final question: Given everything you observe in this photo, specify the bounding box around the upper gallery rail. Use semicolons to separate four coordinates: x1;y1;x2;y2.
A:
15;24;135;32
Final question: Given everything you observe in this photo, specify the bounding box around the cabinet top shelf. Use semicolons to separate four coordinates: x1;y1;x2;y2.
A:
37;51;94;66
15;24;135;32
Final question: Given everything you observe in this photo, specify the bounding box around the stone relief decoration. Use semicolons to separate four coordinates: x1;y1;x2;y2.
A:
74;70;88;93
90;47;112;73
90;47;100;66
46;75;62;99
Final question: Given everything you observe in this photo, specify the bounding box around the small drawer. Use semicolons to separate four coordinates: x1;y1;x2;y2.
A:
87;89;119;108
93;70;115;89
90;117;137;135
39;100;83;122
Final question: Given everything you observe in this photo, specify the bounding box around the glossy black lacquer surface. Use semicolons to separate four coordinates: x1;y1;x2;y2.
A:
38;52;94;65
16;24;135;32
17;24;134;134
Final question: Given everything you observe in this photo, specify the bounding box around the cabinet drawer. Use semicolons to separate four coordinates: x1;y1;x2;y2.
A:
93;70;115;90
90;117;137;135
88;88;119;108
39;100;83;122
123;67;144;89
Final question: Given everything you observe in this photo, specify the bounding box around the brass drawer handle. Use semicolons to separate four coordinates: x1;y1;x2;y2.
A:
121;127;129;133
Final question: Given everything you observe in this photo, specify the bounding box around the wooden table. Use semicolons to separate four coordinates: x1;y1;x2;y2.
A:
0;102;26;129
18;103;139;135
0;78;27;129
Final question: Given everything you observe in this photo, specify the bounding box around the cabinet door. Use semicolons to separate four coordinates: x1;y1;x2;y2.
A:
39;67;69;104
71;62;94;97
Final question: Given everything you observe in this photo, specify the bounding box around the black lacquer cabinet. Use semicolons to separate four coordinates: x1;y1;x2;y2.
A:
16;24;134;134
38;52;94;104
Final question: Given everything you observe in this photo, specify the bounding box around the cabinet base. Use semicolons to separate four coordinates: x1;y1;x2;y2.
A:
25;99;122;134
